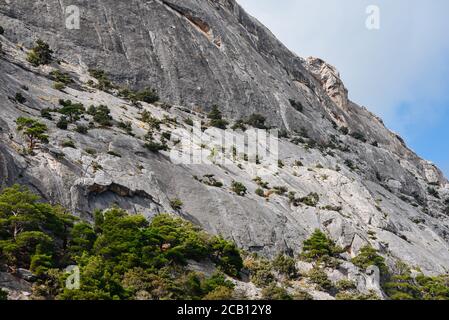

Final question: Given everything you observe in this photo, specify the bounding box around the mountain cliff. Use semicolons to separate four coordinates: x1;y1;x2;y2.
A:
1;0;449;292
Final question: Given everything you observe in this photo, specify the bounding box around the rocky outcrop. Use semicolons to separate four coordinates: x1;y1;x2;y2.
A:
0;0;449;277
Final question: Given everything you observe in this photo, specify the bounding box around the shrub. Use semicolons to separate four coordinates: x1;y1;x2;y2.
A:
53;82;66;91
247;258;275;287
15;117;49;150
293;290;314;300
207;105;228;129
255;188;265;197
140;111;161;130
0;288;7;300
344;159;356;170
231;181;247;196
134;87;159;104
299;192;320;207
253;177;269;189
210;237;243;277
199;175;223;188
339;127;349;135
56;116;68;130
301;229;341;262
308;267;333;292
245;113;267;129
15;92;26;104
144;141;168;153
351;246;387;275
184;118;194;126
272;186;288;196
40;108;53;120
427;187;440;199
62;140;76;149
88;69;114;91
0;26;4;35
117;122;132;136
336;279;357;291
88;105;112;126
50;70;73;85
350;131;367;142
84;148;96;156
27;39;53;67
170;198;183;210
75;124;88;134
336;291;380;300
58;100;85;122
272;254;297;279
203;286;234;300
278;160;284;168
231;120;247;131
261;284;293;300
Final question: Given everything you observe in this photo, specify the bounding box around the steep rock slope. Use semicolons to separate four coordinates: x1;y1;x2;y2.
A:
0;0;449;275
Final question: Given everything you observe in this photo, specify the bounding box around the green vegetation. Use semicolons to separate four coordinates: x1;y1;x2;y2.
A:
231;181;247;196
272;254;297;279
344;159;357;170
231;120;247;131
351;246;387;275
144;140;168;153
384;262;449;300
339;126;349;135
299;192;320;207
56;116;68;130
140;111;162;131
40;108;53;120
350;131;367;143
87;105;113;126
245;113;267;129
301;229;341;263
118;121;133;136
120;87;160;104
195;175;223;188
75;124;88;134
0;288;7;300
15;117;49;151
244;256;275;287
88;69;114;91
255;188;265;197
308;267;333;292
261;284;293;300
427;187;440;199
62;140;76;149
0;26;4;35
58;100;85;123
15;92;26;104
0;185;244;300
50;70;73;85
207;105;228;129
170;198;183;211
27;40;53;67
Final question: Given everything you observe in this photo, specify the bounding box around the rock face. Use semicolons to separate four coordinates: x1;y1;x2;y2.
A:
1;0;449;276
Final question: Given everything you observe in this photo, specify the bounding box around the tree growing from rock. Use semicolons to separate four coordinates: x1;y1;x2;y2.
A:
15;117;49;151
27;39;53;67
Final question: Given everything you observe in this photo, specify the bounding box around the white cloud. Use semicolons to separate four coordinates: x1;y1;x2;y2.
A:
237;0;449;129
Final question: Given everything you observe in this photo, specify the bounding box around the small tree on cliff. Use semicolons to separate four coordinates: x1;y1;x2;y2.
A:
16;117;49;151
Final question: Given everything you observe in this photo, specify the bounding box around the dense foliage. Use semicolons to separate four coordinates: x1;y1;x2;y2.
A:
0;185;243;300
301;229;341;263
27;40;53;67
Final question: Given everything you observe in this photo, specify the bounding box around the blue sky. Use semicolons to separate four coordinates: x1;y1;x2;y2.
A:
238;0;449;177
